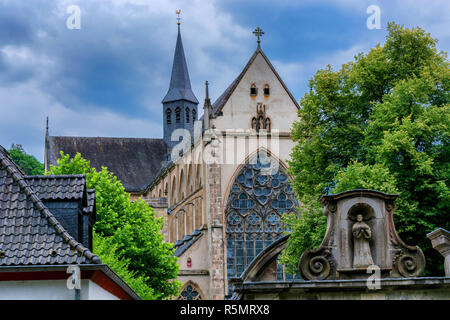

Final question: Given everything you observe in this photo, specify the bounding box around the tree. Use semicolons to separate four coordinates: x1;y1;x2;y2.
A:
280;23;449;276
93;233;156;300
48;152;181;299
8;144;44;175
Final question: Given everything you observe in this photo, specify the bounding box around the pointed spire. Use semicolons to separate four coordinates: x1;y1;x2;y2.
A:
162;17;199;104
203;81;211;130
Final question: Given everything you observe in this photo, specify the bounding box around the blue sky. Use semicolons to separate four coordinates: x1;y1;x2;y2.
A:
0;0;449;161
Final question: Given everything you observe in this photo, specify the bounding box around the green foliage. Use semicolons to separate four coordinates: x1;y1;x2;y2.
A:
48;151;181;299
333;162;398;194
285;22;449;276
8;144;44;175
93;233;156;300
279;198;327;275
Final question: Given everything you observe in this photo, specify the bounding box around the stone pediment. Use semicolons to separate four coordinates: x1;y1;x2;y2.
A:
299;189;425;280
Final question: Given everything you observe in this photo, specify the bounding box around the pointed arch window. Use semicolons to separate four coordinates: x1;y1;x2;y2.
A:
175;107;181;123
166;108;172;125
225;152;298;295
178;283;203;300
186;107;190;123
192;109;196;122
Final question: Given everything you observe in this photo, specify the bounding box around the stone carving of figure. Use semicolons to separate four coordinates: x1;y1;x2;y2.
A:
265;118;271;131
352;214;374;268
252;117;257;130
258;116;264;131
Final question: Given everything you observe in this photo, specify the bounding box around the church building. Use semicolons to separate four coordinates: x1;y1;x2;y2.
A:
45;21;300;299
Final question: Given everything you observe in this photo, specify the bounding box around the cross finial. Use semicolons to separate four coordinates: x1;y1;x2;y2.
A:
176;9;181;26
253;26;264;48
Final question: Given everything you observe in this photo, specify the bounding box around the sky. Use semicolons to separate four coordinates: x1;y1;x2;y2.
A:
0;0;449;161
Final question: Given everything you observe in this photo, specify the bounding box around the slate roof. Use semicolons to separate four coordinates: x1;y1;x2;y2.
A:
0;145;101;266
46;136;169;193
24;174;87;202
173;227;205;257
84;189;96;216
161;26;199;104
211;47;300;117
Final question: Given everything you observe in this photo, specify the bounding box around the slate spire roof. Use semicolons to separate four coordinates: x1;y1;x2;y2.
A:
162;25;199;104
0;145;101;266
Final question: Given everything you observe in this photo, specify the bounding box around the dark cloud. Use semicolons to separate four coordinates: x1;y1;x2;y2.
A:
0;0;448;160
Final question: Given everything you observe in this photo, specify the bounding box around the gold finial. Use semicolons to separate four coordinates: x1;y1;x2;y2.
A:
176;9;181;25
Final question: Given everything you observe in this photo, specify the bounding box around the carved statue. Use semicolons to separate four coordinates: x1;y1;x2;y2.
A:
258;116;264;131
352;214;374;268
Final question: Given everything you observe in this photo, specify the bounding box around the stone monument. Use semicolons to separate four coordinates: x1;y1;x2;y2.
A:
299;189;425;280
427;228;450;276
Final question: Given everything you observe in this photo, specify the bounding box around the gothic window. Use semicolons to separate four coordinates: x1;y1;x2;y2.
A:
166;108;172;125
192;109;196;122
250;84;257;96
178;283;202;300
186;107;190;123
175;107;181;123
225;152;298;294
264;84;270;96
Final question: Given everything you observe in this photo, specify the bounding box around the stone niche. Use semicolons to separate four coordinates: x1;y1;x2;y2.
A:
299;190;425;280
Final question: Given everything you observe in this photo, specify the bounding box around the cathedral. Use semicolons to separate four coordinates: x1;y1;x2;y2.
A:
45;21;300;299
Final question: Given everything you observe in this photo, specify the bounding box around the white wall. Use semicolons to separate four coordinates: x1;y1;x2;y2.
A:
0;279;120;300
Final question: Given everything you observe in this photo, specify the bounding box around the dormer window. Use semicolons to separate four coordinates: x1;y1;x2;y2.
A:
175;107;181;123
250;84;257;96
264;84;270;96
166;108;172;124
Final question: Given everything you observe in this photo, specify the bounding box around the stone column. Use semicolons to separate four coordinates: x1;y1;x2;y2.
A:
427;228;450;276
205;163;225;299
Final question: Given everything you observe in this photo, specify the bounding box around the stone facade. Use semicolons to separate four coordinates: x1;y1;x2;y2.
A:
143;38;300;299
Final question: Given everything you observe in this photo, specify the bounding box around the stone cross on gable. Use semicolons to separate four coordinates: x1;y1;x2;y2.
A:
253;26;264;47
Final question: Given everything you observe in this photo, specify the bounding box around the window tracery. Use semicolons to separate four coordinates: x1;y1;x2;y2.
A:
225;152;297;291
178;283;202;300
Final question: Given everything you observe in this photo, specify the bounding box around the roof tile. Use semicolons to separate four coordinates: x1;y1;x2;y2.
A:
0;145;101;266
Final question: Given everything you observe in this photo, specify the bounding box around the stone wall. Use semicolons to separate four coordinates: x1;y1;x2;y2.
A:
207;163;225;299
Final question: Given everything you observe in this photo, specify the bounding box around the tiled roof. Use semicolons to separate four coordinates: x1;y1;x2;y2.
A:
46;136;169;193
24;175;87;202
84;189;96;216
0;145;101;266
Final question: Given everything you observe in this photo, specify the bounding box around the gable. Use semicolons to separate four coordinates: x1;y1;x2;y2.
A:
211;48;299;132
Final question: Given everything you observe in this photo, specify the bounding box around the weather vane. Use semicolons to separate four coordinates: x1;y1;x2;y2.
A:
176;9;181;25
253;26;264;48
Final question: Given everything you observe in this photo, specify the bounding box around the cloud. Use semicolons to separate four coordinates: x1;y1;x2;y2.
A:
0;0;449;161
0;79;161;161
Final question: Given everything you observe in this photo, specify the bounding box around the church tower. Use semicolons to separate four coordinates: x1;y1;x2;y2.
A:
162;16;199;151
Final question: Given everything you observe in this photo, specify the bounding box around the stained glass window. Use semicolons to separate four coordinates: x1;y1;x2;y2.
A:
225;152;298;294
178;284;202;300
